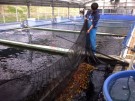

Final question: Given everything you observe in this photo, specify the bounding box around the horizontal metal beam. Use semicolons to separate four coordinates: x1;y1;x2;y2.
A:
83;0;99;5
0;27;126;37
0;39;69;55
30;27;80;34
97;32;126;37
0;1;84;8
30;27;127;37
0;38;125;62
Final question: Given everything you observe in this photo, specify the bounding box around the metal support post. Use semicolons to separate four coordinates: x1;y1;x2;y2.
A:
2;6;5;23
15;6;19;22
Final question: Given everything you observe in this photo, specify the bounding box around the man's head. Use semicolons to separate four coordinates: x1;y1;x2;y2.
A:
91;3;99;11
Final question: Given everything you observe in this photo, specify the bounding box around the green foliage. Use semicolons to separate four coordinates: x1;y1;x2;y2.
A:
17;8;23;14
21;6;27;12
0;19;3;23
1;5;79;23
6;6;27;14
7;6;16;13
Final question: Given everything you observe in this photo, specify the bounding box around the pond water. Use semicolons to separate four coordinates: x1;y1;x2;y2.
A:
110;76;135;101
0;45;62;79
0;20;131;79
0;19;133;101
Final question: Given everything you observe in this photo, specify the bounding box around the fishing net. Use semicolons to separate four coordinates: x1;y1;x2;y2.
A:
0;20;87;101
0;17;132;101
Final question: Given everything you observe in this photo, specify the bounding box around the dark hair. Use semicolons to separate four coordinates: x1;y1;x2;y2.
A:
91;3;99;10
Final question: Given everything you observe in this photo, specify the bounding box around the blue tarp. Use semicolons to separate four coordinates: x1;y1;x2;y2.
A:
100;14;135;21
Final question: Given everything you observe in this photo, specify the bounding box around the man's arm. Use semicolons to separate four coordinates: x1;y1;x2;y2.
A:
87;25;93;33
87;12;100;33
92;13;100;28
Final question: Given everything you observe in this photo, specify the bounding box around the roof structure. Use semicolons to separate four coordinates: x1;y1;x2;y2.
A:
85;0;135;9
0;0;85;8
0;0;135;8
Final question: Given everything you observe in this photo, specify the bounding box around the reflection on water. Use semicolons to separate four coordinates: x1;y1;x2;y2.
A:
0;24;81;49
97;27;129;35
40;23;82;31
110;77;135;101
0;23;82;80
0;22;84;101
98;21;131;35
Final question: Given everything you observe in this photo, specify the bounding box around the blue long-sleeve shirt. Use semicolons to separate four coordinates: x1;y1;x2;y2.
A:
85;10;91;19
91;10;100;28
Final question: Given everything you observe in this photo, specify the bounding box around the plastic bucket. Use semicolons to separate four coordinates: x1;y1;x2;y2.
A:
103;70;135;101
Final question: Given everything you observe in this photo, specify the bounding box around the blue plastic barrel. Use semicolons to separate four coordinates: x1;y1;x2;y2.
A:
103;70;135;101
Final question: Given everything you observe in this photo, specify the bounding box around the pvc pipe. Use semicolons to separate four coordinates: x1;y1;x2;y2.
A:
30;27;80;34
30;27;126;37
0;39;69;55
0;38;126;62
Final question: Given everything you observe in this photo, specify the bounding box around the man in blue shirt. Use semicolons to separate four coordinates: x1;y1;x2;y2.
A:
87;3;100;53
85;9;91;19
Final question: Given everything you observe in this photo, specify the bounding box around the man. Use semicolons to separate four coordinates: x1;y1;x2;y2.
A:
87;3;100;53
85;9;91;19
